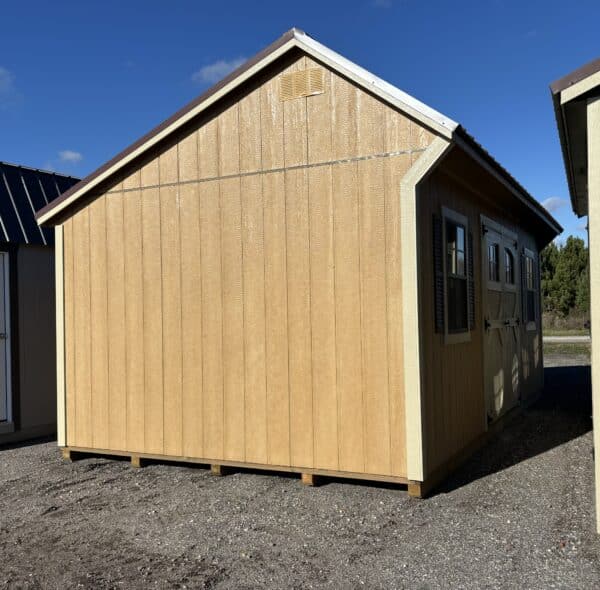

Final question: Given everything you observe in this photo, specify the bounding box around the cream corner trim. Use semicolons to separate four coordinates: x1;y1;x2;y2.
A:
55;225;66;446
586;97;600;533
401;136;452;482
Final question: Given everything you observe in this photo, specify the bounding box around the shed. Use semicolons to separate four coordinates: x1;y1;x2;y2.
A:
0;161;79;444
37;29;560;493
551;58;600;531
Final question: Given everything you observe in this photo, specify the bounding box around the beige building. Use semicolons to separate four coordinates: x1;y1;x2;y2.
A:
38;29;559;493
551;58;600;531
0;162;78;444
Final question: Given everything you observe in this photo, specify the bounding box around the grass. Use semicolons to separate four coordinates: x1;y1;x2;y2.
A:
543;328;589;337
544;342;591;358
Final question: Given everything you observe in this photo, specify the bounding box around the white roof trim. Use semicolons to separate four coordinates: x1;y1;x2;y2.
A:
38;28;457;224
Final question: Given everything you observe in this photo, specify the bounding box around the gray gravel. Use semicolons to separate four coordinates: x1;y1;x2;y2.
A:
1;360;598;589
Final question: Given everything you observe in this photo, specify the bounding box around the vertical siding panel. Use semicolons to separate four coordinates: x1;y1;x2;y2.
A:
89;197;109;450
218;105;240;177
200;180;224;458
283;57;308;168
333;161;364;473
306;58;332;164
357;92;384;156
220;177;245;460
358;158;391;474
242;174;267;463
260;69;284;170
141;157;159;188
286;168;313;467
106;193;127;450
331;74;358;160
72;210;92;447
123;191;145;451
263;171;290;466
161;185;183;456
384;109;412;154
63;219;76;446
141;188;163;454
180;182;203;457
309;165;338;470
122;167;141;191
385;155;411;476
179;131;199;183
198;118;219;179
159;143;178;185
239;89;262;174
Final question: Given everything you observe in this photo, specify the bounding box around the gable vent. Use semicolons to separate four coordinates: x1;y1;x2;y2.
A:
280;68;325;101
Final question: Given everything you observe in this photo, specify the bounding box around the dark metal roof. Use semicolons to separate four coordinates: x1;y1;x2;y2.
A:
0;161;79;245
550;57;600;95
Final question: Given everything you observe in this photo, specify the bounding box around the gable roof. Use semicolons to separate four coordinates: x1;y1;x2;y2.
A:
551;57;600;217
0;161;78;245
36;28;561;240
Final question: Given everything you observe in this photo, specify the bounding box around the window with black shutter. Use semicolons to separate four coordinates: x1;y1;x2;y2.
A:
435;207;473;344
523;249;538;329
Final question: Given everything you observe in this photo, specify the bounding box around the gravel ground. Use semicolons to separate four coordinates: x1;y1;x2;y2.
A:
1;359;598;589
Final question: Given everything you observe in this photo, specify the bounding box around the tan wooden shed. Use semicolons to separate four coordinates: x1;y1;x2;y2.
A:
37;29;560;494
0;162;79;444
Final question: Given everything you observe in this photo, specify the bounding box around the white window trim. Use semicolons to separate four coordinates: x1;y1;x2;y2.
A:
524;247;538;332
442;206;471;345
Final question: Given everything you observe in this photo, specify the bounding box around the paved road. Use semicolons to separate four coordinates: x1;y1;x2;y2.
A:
543;335;591;344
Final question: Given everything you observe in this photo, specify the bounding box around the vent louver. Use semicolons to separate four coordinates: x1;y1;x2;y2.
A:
280;68;325;101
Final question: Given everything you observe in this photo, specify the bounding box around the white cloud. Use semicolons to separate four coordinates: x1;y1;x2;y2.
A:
191;57;246;85
58;150;83;164
541;196;568;213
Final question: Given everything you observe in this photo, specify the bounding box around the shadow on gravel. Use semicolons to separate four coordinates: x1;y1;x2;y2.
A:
436;365;592;495
0;435;56;452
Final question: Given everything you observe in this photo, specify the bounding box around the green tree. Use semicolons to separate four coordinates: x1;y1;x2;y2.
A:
540;241;559;312
552;236;588;317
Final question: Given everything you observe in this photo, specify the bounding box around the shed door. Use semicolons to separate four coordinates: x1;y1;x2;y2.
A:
0;253;9;423
482;221;520;422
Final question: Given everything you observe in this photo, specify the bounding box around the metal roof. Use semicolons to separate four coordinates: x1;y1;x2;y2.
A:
0;161;79;245
551;57;600;217
35;28;560;240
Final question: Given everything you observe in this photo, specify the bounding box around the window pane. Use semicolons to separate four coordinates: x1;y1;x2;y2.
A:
488;243;499;282
456;250;465;276
446;221;466;277
504;248;514;284
527;290;536;322
448;277;468;332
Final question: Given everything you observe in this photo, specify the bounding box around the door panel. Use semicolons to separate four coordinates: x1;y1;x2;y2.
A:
482;222;520;422
0;253;7;422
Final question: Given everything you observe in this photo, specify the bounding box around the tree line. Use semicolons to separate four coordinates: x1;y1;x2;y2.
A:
540;236;589;321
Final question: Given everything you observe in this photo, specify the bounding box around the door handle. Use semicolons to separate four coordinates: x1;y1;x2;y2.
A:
485;319;491;330
0;333;8;340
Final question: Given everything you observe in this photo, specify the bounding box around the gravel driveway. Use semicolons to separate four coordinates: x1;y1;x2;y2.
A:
1;360;598;589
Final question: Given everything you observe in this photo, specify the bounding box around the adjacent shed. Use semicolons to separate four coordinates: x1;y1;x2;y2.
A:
551;58;600;531
38;29;560;493
0;162;79;444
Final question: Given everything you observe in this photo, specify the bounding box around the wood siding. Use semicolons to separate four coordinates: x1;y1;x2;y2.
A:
62;55;436;479
418;149;545;477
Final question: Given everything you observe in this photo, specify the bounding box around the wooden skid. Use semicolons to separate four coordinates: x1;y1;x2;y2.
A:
59;446;409;487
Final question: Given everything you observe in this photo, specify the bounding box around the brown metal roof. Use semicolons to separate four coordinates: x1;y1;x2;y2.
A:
0;162;78;245
551;57;600;95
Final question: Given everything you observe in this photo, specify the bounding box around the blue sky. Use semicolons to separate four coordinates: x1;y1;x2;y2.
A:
1;0;598;241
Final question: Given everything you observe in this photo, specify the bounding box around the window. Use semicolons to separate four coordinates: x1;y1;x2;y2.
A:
504;248;514;285
446;219;468;334
488;243;499;282
524;253;537;326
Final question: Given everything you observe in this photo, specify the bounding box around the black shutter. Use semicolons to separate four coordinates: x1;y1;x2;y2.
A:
433;214;444;333
468;231;475;330
520;253;527;323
